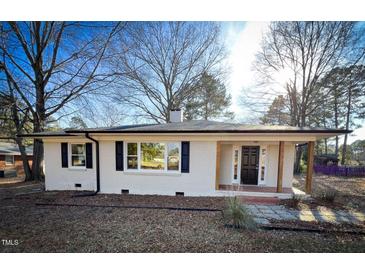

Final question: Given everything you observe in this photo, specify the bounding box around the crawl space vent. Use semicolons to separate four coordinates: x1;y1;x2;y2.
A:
175;192;184;196
121;189;129;194
75;183;82;188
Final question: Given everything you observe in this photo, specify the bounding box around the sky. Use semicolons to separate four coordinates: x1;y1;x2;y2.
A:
222;21;365;144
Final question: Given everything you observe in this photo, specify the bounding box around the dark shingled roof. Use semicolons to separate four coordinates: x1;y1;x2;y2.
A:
0;142;33;155
19;120;352;137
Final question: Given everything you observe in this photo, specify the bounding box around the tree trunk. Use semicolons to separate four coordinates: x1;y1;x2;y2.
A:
341;88;352;166
15;137;32;181
8;89;33;181
334;90;339;157
31;116;45;181
294;145;303;174
324;138;328;155
31;138;44;181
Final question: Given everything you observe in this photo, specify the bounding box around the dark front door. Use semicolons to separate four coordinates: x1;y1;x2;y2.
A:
241;146;260;185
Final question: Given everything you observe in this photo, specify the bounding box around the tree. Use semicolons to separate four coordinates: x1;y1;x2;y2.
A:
260;95;291;125
318;65;365;164
0;22;121;181
0;91;33;180
350;139;365;164
183;73;233;120
111;22;226;123
246;22;365;173
69;116;87;129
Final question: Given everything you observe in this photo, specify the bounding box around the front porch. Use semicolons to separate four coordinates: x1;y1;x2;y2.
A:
215;140;315;198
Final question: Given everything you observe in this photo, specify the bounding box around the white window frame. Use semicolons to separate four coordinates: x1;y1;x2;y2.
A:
5;155;14;166
126;142;139;170
258;145;268;185
124;142;181;173
231;146;241;184
69;143;86;169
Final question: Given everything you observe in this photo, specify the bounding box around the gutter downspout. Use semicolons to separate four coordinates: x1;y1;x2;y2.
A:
85;133;100;193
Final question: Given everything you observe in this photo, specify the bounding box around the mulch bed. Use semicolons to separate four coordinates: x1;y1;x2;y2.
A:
1;190;365;252
35;191;228;209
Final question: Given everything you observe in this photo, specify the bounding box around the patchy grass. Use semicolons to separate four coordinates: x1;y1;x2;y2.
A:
0;188;364;253
293;174;365;211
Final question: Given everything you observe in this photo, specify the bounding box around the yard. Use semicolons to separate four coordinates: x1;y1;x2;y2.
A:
0;175;364;253
293;174;365;210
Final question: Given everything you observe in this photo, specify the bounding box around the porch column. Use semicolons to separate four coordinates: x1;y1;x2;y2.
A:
305;141;315;194
277;141;284;193
215;141;221;190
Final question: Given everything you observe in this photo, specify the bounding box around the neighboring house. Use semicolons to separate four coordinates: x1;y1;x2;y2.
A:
0;142;33;178
21;110;349;197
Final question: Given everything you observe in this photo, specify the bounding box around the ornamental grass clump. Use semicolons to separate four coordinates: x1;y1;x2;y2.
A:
222;197;257;230
316;189;338;204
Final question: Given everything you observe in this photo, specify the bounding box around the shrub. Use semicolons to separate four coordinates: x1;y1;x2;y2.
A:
316;189;337;203
222;197;257;230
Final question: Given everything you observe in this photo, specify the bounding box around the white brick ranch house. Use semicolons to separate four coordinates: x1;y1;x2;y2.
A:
23;110;349;198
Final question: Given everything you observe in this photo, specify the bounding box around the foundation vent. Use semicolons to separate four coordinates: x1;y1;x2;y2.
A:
121;189;129;194
175;192;184;196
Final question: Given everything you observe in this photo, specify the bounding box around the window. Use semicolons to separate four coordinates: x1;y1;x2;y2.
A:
167;143;179;171
127;143;138;169
233;149;239;180
71;144;86;167
260;148;266;181
5;155;14;165
125;142;180;172
141;143;165;170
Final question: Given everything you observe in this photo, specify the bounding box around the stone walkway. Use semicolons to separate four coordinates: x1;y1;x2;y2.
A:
245;204;365;225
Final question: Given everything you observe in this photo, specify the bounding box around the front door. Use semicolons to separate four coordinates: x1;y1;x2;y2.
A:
241;146;260;185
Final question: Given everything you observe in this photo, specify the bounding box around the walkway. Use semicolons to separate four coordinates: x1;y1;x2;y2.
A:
246;204;365;225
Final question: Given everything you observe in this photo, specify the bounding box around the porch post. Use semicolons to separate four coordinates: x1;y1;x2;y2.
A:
215;141;221;190
277;141;284;193
305;141;315;194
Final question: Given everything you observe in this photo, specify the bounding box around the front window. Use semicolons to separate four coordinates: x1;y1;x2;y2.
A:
260;148;266;181
5;155;14;165
71;144;85;167
141;143;165;170
233;149;239;180
127;143;138;169
125;142;180;172
167;143;179;171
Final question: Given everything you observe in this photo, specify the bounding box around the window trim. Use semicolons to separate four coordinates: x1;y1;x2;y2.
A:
69;143;86;169
126;142;139;170
124;141;181;173
231;146;241;184
5;155;15;166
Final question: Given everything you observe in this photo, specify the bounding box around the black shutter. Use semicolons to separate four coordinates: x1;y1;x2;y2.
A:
116;141;124;171
61;142;68;168
181;141;190;173
86;143;93;169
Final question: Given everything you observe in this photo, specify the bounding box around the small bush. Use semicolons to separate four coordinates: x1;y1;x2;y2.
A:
316;189;337;203
222;197;257;230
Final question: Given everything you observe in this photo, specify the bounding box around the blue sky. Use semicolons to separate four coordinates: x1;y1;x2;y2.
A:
221;22;365;143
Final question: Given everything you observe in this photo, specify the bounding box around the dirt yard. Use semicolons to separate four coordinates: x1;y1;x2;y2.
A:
0;178;364;252
293;174;365;210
